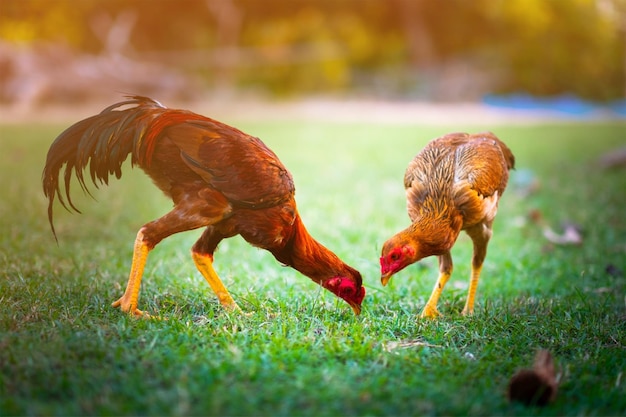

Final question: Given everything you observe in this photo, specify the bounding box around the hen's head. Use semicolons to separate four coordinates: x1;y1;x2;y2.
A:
380;235;419;286
322;270;365;315
380;220;458;285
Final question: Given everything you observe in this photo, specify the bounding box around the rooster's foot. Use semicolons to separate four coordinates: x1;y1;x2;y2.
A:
112;297;150;318
461;306;474;316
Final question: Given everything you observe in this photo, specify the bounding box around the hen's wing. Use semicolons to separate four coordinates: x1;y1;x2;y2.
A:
163;120;295;209
451;133;513;226
403;132;513;225
403;133;470;222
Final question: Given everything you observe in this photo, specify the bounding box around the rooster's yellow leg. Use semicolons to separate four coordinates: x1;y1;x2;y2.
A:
112;230;151;316
420;252;452;318
192;251;241;311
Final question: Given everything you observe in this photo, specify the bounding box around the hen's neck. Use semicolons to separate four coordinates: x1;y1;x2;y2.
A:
409;210;464;256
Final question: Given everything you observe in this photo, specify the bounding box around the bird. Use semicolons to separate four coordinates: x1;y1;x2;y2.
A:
379;132;514;318
42;96;365;317
508;350;558;406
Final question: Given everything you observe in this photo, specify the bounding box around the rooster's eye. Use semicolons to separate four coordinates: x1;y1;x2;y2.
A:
343;286;355;296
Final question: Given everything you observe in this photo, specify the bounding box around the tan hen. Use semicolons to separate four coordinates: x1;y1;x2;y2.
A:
380;132;515;318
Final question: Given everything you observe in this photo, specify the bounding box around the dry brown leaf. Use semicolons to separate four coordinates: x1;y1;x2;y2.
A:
598;147;626;169
508;350;558;406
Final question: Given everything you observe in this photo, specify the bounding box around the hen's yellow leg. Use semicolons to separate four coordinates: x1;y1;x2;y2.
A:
112;230;151;316
462;223;491;316
462;264;483;315
420;252;452;318
192;251;240;311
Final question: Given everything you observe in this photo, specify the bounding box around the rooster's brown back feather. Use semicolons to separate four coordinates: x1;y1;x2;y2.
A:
42;96;295;238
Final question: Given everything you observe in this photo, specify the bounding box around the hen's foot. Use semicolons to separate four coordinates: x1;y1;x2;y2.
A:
420;304;441;319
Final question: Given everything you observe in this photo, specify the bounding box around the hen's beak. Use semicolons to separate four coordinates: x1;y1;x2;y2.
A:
381;273;392;287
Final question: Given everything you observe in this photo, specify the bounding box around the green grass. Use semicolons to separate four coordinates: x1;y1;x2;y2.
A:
1;118;625;416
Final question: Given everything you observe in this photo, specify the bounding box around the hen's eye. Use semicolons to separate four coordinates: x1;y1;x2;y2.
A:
390;252;400;261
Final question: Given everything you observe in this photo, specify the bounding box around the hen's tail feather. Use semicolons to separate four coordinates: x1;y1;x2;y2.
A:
42;96;167;239
495;137;516;171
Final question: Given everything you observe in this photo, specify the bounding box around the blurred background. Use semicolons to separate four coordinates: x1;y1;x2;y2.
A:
1;0;625;118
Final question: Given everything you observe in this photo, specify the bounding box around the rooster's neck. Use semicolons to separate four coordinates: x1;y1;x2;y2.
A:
270;212;344;283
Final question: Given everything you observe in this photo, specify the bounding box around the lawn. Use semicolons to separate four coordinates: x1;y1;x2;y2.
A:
1;114;625;416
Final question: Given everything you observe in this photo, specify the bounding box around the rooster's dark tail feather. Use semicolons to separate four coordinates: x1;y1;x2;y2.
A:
42;96;167;239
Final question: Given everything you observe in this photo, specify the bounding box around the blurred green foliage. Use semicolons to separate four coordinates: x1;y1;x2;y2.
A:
0;0;624;100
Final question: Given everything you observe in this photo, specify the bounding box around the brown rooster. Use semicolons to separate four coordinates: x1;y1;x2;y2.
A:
42;96;365;316
380;132;514;318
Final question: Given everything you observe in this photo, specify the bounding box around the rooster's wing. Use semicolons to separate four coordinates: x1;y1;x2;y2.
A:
163;120;295;209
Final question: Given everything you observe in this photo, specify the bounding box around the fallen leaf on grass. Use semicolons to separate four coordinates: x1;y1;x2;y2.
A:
598;147;626;169
528;209;583;245
586;286;614;294
542;223;583;245
384;339;443;352
605;264;623;278
193;315;210;325
508;350;558;407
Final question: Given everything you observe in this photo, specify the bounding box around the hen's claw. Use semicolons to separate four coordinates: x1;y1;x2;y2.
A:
420;304;441;319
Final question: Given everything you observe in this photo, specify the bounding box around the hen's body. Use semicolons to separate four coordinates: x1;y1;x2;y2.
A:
380;132;514;317
43;96;364;316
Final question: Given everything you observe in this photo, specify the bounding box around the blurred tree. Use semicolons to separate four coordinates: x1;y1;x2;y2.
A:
393;0;436;69
484;0;625;100
206;0;243;92
0;0;623;101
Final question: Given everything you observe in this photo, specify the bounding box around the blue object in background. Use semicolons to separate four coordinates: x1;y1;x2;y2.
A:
483;93;626;118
